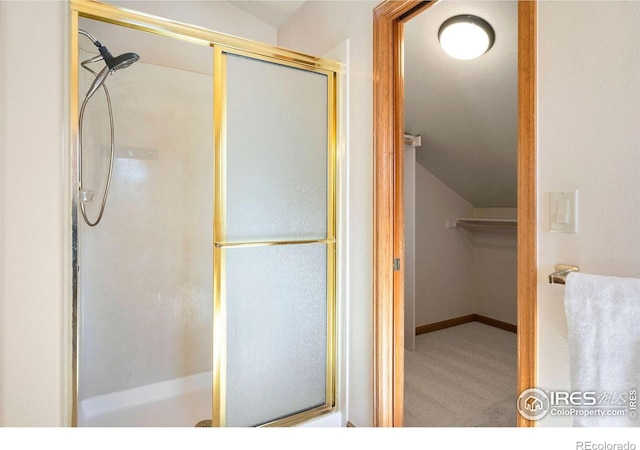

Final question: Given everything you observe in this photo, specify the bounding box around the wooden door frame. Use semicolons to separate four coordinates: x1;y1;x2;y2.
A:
372;0;537;427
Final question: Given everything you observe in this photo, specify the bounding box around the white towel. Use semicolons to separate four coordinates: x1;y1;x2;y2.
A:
564;272;640;427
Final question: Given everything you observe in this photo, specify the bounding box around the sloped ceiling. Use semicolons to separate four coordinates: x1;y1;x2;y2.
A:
405;0;518;207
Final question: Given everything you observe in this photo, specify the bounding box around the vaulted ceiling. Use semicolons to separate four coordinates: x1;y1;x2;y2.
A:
404;1;518;207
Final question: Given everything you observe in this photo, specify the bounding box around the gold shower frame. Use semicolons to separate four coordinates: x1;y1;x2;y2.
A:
70;0;339;428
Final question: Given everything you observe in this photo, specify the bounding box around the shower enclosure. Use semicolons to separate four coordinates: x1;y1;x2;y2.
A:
71;0;338;427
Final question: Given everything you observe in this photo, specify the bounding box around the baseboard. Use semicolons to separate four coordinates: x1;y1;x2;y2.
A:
474;314;517;333
346;421;356;427
416;314;516;335
416;314;476;334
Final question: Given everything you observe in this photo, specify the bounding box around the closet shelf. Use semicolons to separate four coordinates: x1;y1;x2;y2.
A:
455;217;517;230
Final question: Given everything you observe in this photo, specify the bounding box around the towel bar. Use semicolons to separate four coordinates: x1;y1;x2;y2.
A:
548;264;579;284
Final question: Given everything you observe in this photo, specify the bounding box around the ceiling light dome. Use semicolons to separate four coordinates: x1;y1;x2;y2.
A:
438;15;495;60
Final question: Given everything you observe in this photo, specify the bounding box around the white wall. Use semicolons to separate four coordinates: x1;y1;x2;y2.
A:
413;166;517;328
0;1;5;424
537;1;640;426
473;230;517;325
278;0;379;427
404;145;416;351
0;1;68;426
414;164;475;326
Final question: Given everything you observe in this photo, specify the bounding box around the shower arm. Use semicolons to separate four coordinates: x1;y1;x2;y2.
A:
78;29;102;48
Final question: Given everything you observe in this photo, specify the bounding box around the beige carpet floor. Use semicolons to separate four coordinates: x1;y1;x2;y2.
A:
403;322;517;427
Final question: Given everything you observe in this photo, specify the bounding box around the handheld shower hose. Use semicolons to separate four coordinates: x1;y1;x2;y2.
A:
78;29;139;226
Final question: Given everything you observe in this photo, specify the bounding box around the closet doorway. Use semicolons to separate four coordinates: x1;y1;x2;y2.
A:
403;1;517;426
372;0;536;427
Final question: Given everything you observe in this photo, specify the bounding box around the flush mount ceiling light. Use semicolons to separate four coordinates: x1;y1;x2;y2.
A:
438;15;495;60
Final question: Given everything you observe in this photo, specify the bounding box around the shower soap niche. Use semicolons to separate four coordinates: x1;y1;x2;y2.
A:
111;145;159;160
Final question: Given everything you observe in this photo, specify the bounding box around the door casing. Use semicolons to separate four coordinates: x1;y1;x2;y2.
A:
372;0;537;427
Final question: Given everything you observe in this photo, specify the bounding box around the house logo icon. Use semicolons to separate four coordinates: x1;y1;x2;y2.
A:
525;396;543;411
517;388;550;420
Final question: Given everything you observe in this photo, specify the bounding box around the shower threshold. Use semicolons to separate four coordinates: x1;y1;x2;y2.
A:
78;371;211;427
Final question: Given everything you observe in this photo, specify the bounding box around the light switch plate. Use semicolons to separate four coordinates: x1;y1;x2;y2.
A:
550;191;578;233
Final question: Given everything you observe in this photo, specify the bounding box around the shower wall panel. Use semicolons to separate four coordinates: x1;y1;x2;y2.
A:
79;52;213;400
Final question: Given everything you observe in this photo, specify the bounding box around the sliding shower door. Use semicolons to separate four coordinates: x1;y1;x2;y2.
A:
71;0;339;428
212;48;336;427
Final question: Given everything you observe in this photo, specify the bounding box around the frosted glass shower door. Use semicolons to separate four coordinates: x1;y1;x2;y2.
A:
213;49;336;427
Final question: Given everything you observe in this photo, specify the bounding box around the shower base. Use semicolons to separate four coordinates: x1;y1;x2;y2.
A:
78;371;211;427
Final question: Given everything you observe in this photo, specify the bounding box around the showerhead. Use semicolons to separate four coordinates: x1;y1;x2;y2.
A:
79;29;140;99
84;48;139;100
110;52;140;71
99;45;139;71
